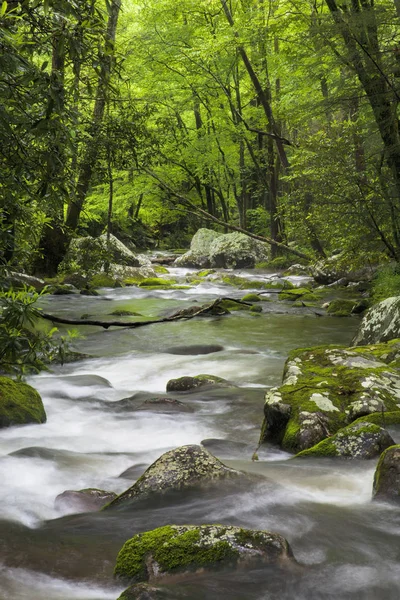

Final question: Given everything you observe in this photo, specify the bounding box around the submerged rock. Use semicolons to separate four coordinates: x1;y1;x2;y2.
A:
163;344;224;355
55;488;117;512
295;422;394;459
114;524;295;583
166;374;230;392
0;376;46;428
105;445;242;508
373;445;400;503
259;342;400;453
117;583;177;600
353;297;400;345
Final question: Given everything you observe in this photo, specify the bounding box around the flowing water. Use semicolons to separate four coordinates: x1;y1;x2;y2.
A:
1;266;399;599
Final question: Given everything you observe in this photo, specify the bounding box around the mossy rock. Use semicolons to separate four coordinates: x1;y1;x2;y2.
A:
260;342;400;453
327;298;357;317
197;269;216;277
351;411;400;427
138;278;175;287
353;296;400;345
241;293;261;302
89;274;119;288
105;445;242;508
295;422;394;459
55;488;117;512
166;374;230;392
0;376;46;428
117;583;175;600
154;266;169;274
114;524;295;583
278;288;318;302
250;304;263;313
373;444;400;502
219;299;250;312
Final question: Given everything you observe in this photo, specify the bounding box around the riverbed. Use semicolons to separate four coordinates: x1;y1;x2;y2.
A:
1;267;399;599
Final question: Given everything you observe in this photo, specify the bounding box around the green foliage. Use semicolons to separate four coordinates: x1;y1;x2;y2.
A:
0;288;78;376
372;263;400;304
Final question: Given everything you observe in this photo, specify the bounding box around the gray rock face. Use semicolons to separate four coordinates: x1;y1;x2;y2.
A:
209;232;269;269
296;422;395;459
114;524;295;584
55;488;117;512
353;297;400;345
105;445;241;508
174;229;269;269
373;445;400;502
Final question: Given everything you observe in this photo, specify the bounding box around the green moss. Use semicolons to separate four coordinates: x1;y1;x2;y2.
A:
279;288;318;302
219;299;250;312
327;299;356;317
197;269;215;277
0;376;46;428
114;526;239;582
138;278;175;287
250;304;263;313
154;266;169;274
241;293;261;302
352;411;400;427
90;274;118;288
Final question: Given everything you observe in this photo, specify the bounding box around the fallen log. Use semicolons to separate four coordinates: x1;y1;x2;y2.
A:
38;297;250;330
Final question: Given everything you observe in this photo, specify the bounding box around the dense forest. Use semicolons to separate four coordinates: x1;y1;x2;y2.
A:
1;0;400;273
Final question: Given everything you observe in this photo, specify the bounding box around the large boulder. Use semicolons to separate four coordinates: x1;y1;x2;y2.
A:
295;422;395;459
311;256;376;285
373;445;400;503
352;297;400;345
259;342;400;453
174;229;223;268
0;376;46;428
174;229;269;269
114;524;295;584
209;232;269;269
105;445;242;508
60;234;147;276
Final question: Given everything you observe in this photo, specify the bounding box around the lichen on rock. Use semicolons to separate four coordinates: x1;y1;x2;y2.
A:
259;341;400;453
104;445;242;509
114;524;295;584
373;445;400;503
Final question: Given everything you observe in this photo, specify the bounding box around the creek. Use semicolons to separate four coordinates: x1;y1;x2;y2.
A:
1;265;399;600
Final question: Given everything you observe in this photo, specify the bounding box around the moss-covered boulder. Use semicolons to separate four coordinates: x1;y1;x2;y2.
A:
241;293;261;302
174;229;223;268
209;232;269;269
259;342;400;453
105;445;242;509
373;445;400;503
278;288;318;302
60;234;140;275
114;524;295;584
0;377;46;428
326;298;357;317
117;583;175;600
55;488;117;512
139;278;174;287
295;422;394;459
353;297;400;345
166;374;230;392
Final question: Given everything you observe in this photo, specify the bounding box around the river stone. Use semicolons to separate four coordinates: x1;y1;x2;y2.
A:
352;297;400;345
201;438;254;459
55;488;117;512
209;232;269;269
119;463;148;480
105;445;242;508
0;376;46;428
163;345;224;355
259;342;400;453
137;398;194;413
166;374;230;392
5;271;46;291
114;524;295;583
295;422;395;459
373;445;400;502
174;229;223;268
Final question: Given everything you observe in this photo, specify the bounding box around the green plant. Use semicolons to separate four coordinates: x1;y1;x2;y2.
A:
372;263;400;304
0;288;79;376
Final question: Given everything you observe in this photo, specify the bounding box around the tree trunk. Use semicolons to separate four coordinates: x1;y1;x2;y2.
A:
65;0;121;233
